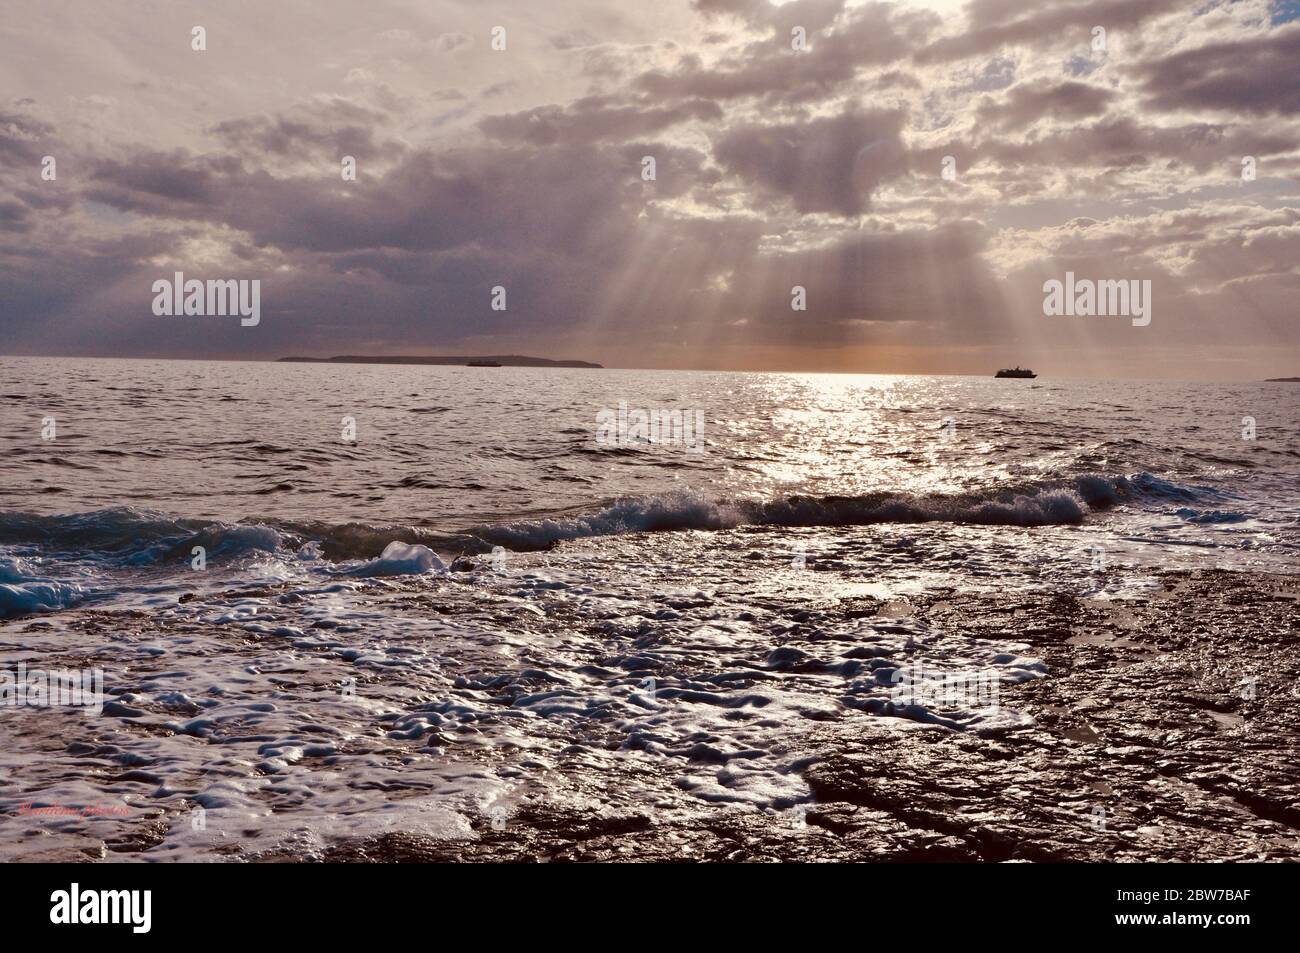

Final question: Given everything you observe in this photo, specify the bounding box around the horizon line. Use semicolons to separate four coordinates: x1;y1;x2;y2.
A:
1;352;1294;383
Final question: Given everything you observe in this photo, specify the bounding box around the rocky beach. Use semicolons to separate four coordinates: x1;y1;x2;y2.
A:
3;563;1296;863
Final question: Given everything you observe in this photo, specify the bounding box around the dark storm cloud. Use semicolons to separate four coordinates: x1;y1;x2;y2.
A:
79;129;714;295
713;109;908;217
0;229;191;354
1136;23;1300;116
87;150;238;214
975;81;1116;131
211;140;709;257
968;117;1299;174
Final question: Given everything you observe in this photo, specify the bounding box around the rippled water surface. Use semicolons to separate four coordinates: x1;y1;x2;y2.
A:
0;357;1296;859
4;356;1298;527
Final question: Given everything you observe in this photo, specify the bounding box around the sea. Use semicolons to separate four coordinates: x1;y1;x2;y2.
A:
0;356;1296;858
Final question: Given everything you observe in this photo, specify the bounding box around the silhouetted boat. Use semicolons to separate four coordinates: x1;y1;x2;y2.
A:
467;360;503;367
995;367;1036;379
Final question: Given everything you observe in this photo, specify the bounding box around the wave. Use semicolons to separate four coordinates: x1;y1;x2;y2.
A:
468;470;1226;549
0;473;1211;570
472;475;1151;550
0;508;286;562
0;581;85;617
0;556;85;618
0;507;474;569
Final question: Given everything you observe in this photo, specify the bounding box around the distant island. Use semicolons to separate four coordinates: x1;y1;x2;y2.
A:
279;354;603;368
1265;377;1300;382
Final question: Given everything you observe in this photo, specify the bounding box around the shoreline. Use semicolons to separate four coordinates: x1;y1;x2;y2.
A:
301;569;1300;863
2;567;1296;862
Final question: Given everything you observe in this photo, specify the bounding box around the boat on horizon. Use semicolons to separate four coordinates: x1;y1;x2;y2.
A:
995;367;1036;379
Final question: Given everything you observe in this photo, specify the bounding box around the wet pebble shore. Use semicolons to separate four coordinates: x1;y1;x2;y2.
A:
284;570;1300;862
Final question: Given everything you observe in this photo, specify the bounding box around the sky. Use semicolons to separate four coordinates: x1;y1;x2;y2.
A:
1;0;1298;379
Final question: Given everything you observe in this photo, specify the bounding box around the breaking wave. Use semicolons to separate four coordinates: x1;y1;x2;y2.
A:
0;555;86;618
0;472;1212;565
470;473;1171;550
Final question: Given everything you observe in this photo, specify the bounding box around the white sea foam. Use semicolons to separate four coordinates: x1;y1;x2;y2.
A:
0;523;1063;860
344;541;446;576
0;556;85;616
0;580;84;616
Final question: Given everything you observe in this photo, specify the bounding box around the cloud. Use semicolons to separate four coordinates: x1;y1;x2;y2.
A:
210;99;389;158
479;96;722;145
0;108;54;162
0;0;1295;377
975;81;1116;131
915;0;1185;64
635;2;936;105
1136;22;1300;116
713;109;908;216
